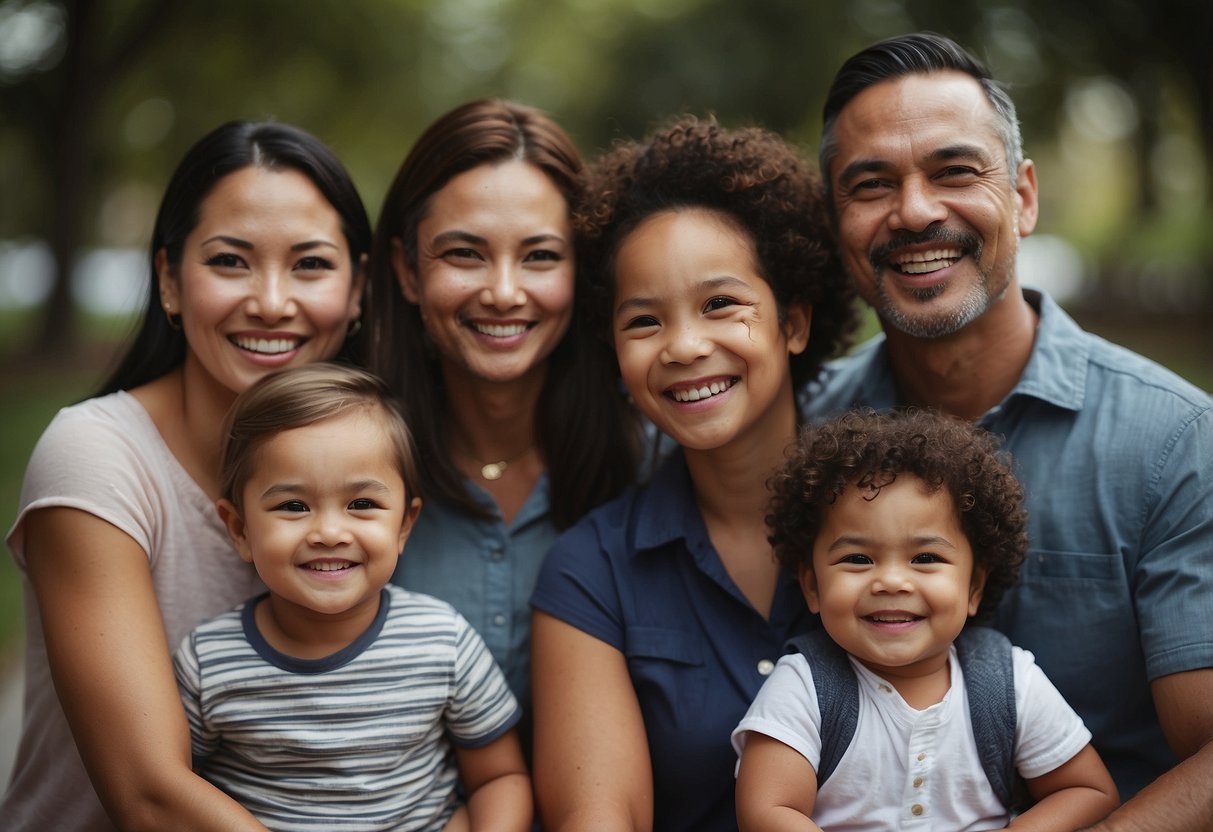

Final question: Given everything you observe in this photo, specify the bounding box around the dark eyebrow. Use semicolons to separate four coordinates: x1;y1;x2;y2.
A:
701;275;752;293
431;231;567;248
200;235;253;249
522;233;567;246
431;230;488;248
825;534;871;553
825;534;957;552
261;482;304;500
291;240;340;252
260;479;393;500
615;295;654;318
837;143;996;187
837;159;892;187
927;143;994;166
910;535;956;549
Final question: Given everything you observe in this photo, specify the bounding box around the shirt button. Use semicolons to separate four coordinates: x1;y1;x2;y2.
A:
757;659;775;676
879;683;893;693
492;614;506;627
917;753;926;761
913;776;924;788
911;804;924;816
489;547;505;562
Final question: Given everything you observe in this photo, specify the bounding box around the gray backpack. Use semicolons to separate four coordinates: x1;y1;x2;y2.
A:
785;626;1020;810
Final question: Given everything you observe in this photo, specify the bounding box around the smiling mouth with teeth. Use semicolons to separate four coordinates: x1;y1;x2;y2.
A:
470;321;532;337
231;335;302;355
671;377;737;403
866;613;923;623
304;561;356;572
892;248;963;275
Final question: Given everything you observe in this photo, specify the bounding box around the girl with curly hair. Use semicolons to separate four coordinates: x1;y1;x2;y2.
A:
734;408;1118;831
530;115;858;831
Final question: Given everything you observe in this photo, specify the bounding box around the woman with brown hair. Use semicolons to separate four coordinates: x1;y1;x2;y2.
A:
363;99;641;714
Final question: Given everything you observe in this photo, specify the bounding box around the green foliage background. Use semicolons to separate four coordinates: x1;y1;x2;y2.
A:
0;0;1210;661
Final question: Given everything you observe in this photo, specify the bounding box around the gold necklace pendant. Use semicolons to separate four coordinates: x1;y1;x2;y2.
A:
481;461;507;480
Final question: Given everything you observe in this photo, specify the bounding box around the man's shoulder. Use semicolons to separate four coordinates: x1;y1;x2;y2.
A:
1078;328;1209;411
1027;288;1207;413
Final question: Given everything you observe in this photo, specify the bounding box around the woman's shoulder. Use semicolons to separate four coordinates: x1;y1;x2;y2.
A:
46;389;149;429
8;389;208;566
26;390;165;474
22;391;158;475
550;479;649;553
544;450;694;568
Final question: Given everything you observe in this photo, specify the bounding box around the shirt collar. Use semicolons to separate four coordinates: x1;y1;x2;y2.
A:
632;448;707;553
834;288;1089;416
462;470;551;530
1008;288;1088;413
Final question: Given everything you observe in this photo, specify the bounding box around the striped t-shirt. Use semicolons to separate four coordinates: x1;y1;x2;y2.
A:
174;584;520;831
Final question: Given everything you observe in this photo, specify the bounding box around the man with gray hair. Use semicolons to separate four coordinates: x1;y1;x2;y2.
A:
804;31;1213;829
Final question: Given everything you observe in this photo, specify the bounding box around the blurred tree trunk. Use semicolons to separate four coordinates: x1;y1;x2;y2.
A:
39;0;98;360
34;0;177;360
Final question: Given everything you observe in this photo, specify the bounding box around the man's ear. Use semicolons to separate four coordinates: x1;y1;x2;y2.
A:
217;498;254;565
783;302;812;356
396;497;423;554
798;564;822;614
391;238;421;304
968;565;989;617
1014;159;1039;239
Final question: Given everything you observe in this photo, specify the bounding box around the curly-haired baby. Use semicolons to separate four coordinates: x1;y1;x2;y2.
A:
733;409;1118;831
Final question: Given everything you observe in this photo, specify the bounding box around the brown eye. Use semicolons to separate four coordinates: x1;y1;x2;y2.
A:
296;256;335;271
206;253;244;269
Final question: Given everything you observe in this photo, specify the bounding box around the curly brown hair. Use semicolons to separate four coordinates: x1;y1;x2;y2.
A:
767;408;1027;622
575;115;858;388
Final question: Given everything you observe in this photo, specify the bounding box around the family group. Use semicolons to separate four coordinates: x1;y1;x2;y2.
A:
4;32;1210;832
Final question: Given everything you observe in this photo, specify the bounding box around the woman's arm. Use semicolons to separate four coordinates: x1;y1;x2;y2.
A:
454;728;532;831
735;732;822;832
24;507;268;832
531;611;653;832
1010;744;1119;831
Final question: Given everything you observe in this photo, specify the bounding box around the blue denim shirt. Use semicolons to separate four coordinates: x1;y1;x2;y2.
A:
392;474;554;708
801;289;1213;798
531;450;817;832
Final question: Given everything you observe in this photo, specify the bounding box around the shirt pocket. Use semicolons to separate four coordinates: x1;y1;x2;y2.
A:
625;625;706;726
996;548;1139;706
1019;548;1123;582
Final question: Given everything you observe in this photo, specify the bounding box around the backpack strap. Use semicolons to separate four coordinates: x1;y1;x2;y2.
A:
955;626;1018;810
788;626;1019;809
785;628;858;789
